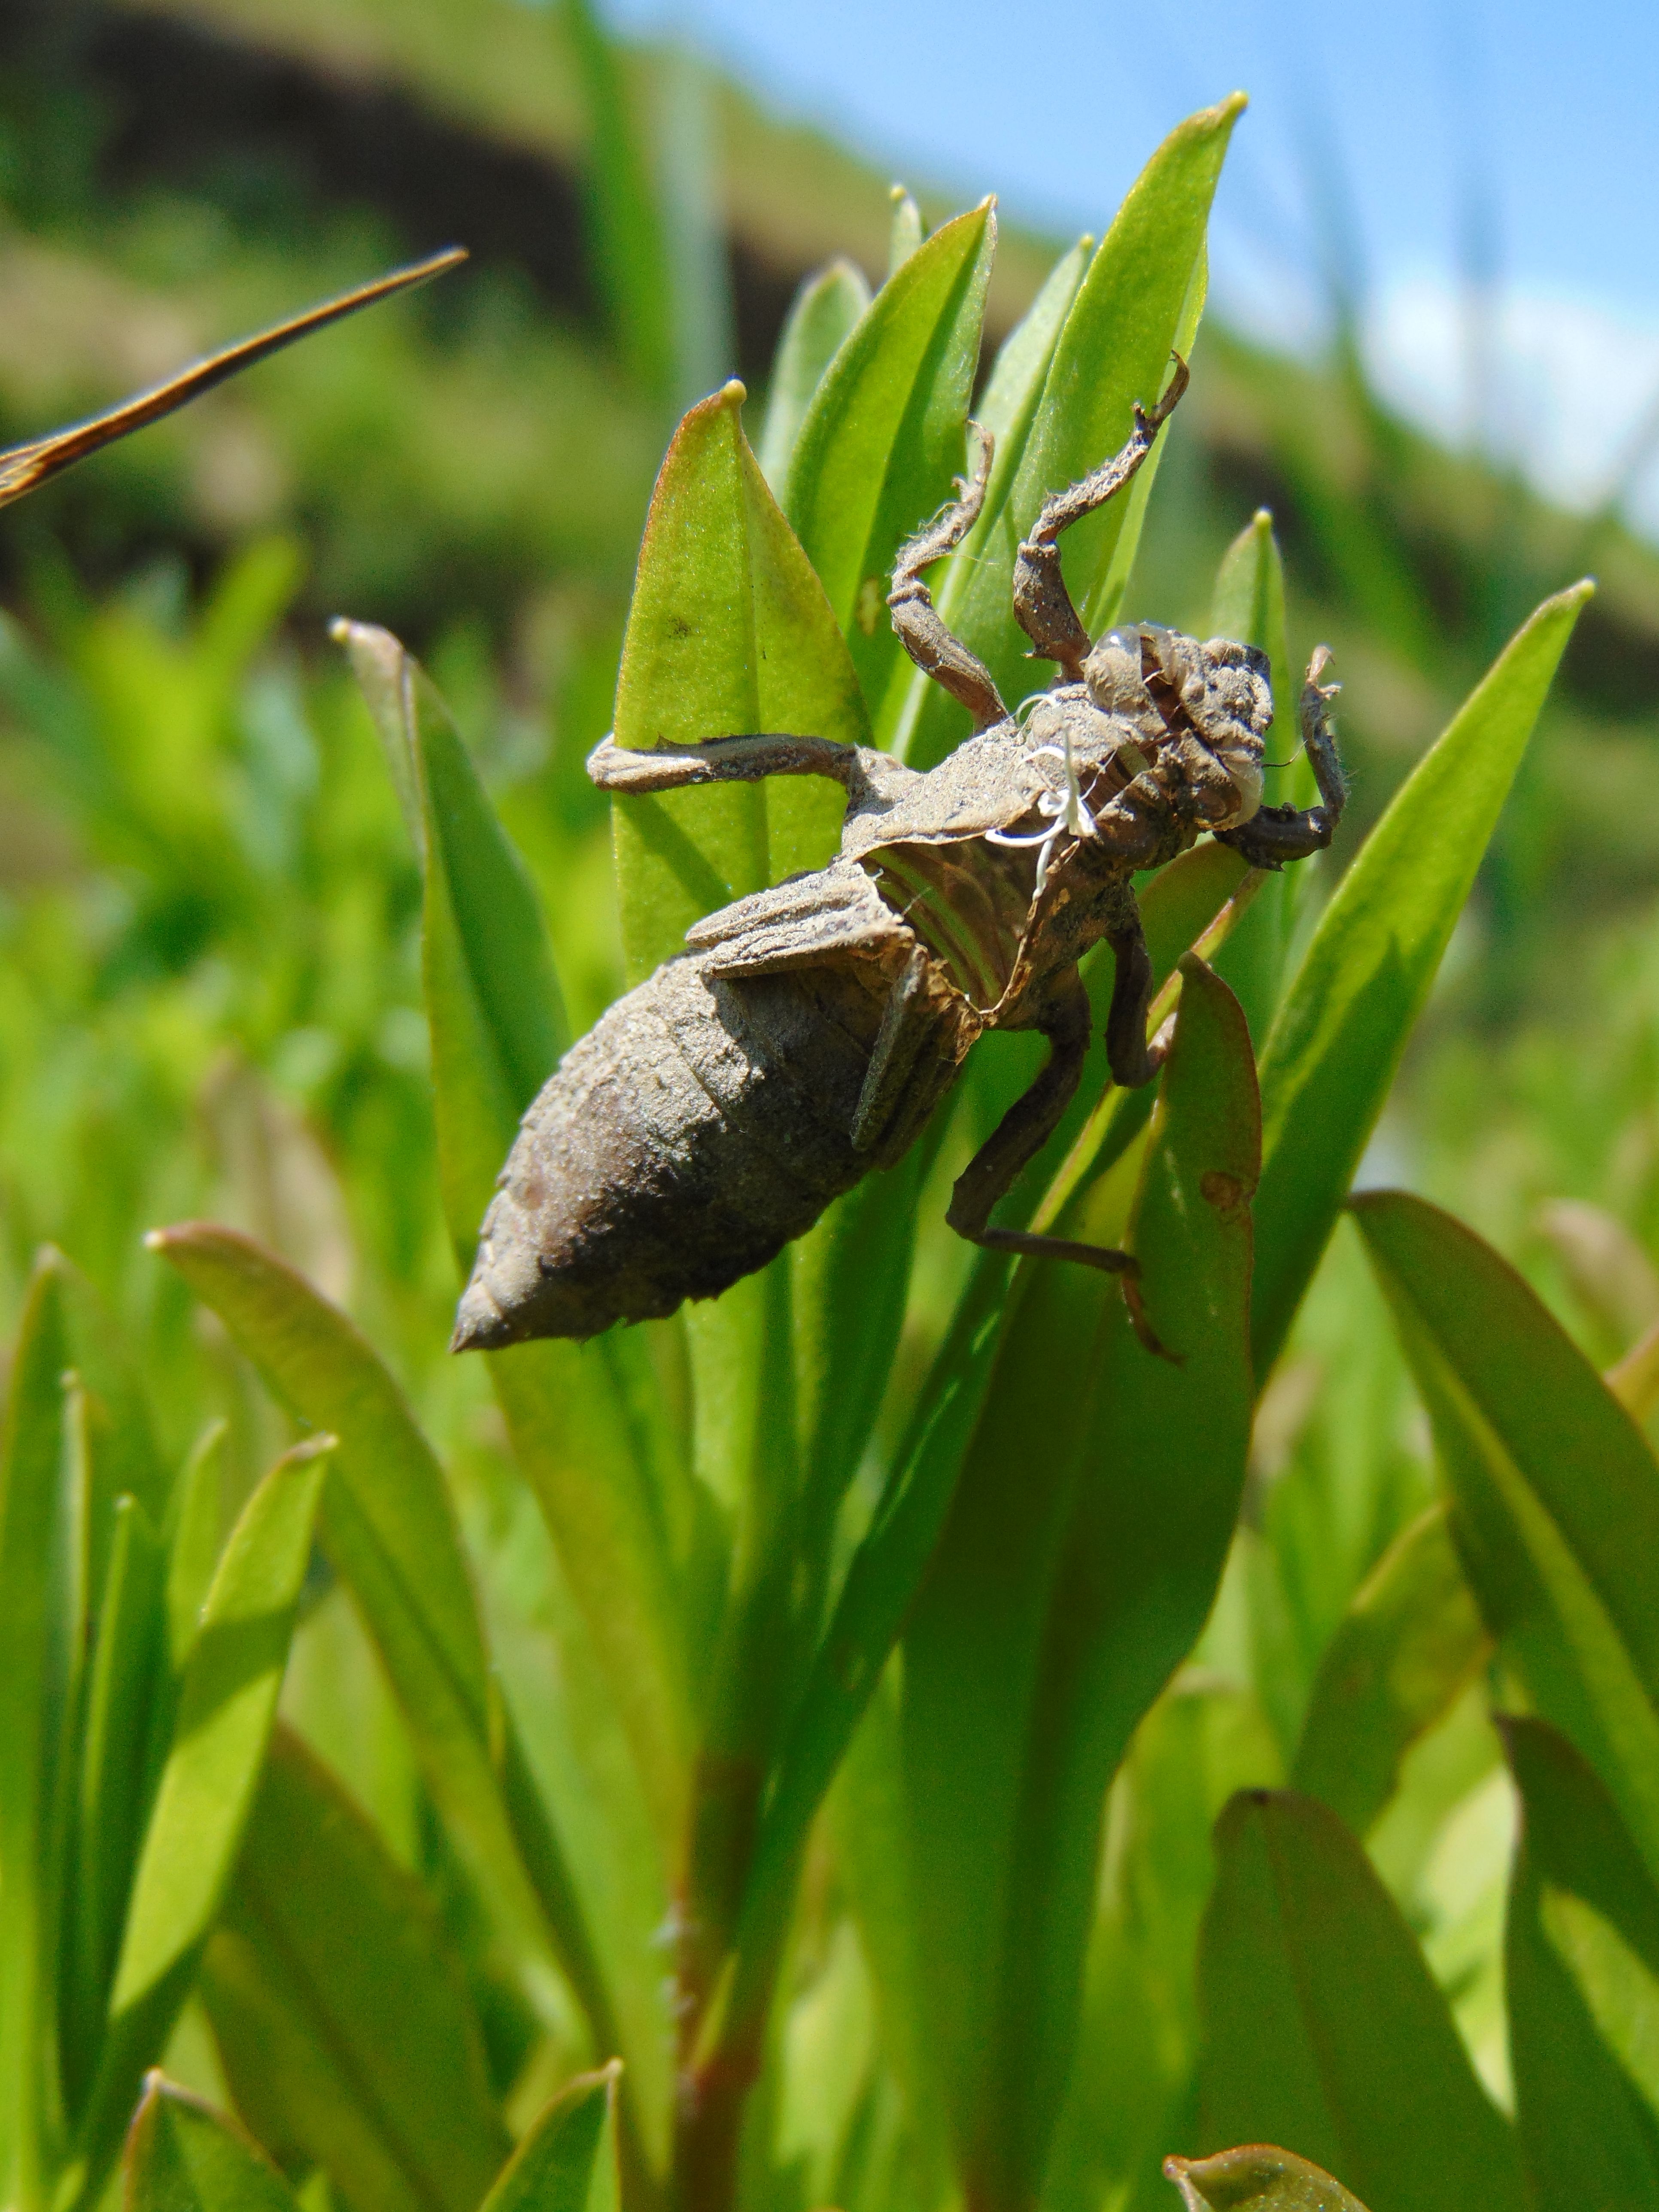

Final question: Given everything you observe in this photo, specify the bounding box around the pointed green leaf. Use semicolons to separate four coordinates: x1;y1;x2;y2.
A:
53;1262;170;1581
480;2062;620;2212
333;617;565;1246
887;188;924;277
1352;1189;1659;1878
757;261;872;494
565;0;673;404
202;1726;507;2212
0;1255;72;2212
1209;510;1300;1045
901;957;1258;2208
63;1495;167;2117
613;378;871;975
79;1435;330;2187
783;202;995;726
164;1424;225;1676
145;1225;625;2065
1210;511;1291;718
337;624;693;1858
149;1226;483;1719
123;2075;299;2212
1291;1503;1490;1838
1252;582;1592;1378
883;228;1088;760
1502;1717;1659;2210
1166;2145;1370;2212
897;100;1241;769
1197;1790;1522;2210
604;375;897;2037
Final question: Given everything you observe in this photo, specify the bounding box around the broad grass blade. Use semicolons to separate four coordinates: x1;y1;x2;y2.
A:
201;1727;507;2212
164;1425;224;1675
337;622;692;1856
1352;1188;1659;1881
783;203;995;727
0;1256;72;2212
62;1495;166;2119
1208;510;1300;1044
735;880;1264;2020
901;958;1258;2210
758;261;872;494
1197;1790;1522;2209
1252;582;1592;1379
611;378;869;969
480;2062;621;2212
1502;1717;1659;2209
1291;1502;1490;1837
565;0;673;405
78;1435;330;2189
1047;1680;1282;2212
887;231;1092;761
895;100;1242;771
146;1226;624;2066
1165;2145;1370;2212
123;2074;298;2212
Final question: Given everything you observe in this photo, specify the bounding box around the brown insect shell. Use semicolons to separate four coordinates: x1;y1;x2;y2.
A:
451;625;1274;1352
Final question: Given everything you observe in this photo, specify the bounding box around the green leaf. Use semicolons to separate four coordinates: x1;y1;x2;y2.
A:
1208;510;1300;1045
1351;1189;1659;1878
1291;1503;1490;1838
1165;2145;1370;2212
0;1255;72;2212
123;2074;299;2212
783;202;995;728
480;2062;620;2212
895;100;1241;770
78;1434;330;2189
1196;1790;1522;2211
1502;1717;1659;2209
900;957;1258;2209
1252;581;1592;1379
601;371;915;2060
757;261;872;494
164;1424;225;1675
565;0;673;404
63;1494;167;2118
54;1261;170;1551
145;1226;625;2062
336;623;693;1858
1048;1679;1283;2212
721;1239;1016;2058
201;1726;507;2212
887;187;924;277
613;378;870;974
333;618;565;1246
882;227;1087;762
727;857;1266;2054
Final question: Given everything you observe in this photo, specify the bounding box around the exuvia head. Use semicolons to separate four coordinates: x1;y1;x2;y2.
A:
1082;623;1271;830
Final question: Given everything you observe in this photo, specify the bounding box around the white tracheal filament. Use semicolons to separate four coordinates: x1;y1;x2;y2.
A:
986;717;1097;892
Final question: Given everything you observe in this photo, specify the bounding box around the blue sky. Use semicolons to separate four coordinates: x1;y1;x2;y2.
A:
602;0;1659;526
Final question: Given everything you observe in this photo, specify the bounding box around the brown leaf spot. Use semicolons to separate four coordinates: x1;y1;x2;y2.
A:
1200;1169;1249;1223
